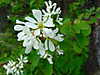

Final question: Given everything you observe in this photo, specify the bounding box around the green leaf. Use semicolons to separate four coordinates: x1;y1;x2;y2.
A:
78;22;89;30
61;19;72;37
30;0;35;7
81;24;91;35
31;54;40;66
78;13;84;20
73;42;82;53
75;33;89;48
72;24;80;33
28;50;40;67
42;60;53;75
90;17;97;23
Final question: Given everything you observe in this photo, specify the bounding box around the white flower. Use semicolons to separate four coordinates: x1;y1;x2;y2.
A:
25;9;55;29
3;60;16;75
14;68;23;75
56;15;63;25
43;53;53;64
56;45;63;55
43;28;64;52
18;55;28;63
42;0;61;17
16;62;23;69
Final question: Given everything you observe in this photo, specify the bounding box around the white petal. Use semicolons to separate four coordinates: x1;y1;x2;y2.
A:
47;58;53;64
49;39;55;52
56;7;61;14
45;39;48;50
45;1;49;7
39;43;45;56
20;55;23;60
53;28;59;33
49;0;52;7
57;50;63;55
42;9;46;14
24;57;27;60
3;65;7;69
43;53;48;59
32;10;42;23
43;17;55;27
25;16;37;23
25;22;38;29
43;28;55;38
16;19;25;24
25;46;32;54
53;36;64;42
23;26;31;34
14;25;23;31
23;60;28;63
34;29;40;36
57;20;63;25
33;39;39;49
16;70;19;75
17;31;25;38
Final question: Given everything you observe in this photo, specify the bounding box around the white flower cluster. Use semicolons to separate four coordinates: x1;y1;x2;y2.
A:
14;0;64;64
3;55;28;75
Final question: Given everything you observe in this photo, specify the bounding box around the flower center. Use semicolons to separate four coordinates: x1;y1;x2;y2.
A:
38;21;44;29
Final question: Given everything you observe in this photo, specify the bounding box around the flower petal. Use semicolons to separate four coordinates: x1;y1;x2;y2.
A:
43;28;55;38
25;46;32;54
14;25;24;31
25;16;37;23
53;36;64;42
45;39;48;50
23;26;31;34
39;43;45;56
33;39;39;49
49;39;55;52
32;10;42;23
34;29;40;36
16;19;25;24
43;17;55;27
20;55;23;60
17;31;25;38
53;28;59;34
47;58;53;64
25;22;38;29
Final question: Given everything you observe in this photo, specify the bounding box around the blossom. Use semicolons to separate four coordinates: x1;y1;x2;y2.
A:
17;55;28;63
3;60;16;75
43;53;53;64
14;0;64;64
56;45;64;55
56;15;63;25
42;0;61;17
43;28;64;52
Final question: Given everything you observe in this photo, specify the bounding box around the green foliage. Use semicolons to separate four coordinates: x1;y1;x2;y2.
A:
0;0;99;75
